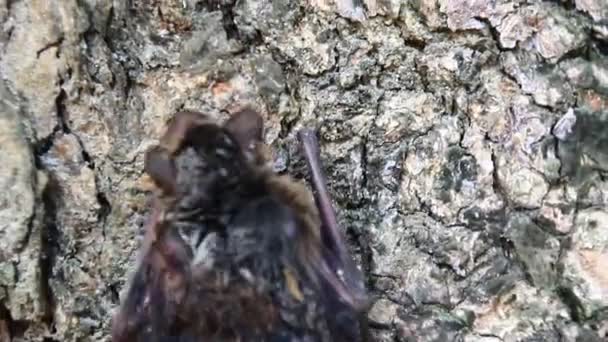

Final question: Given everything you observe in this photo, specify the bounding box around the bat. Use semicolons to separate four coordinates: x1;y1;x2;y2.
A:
111;107;369;341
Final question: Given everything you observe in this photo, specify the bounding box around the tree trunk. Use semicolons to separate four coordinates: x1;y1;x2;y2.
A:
0;0;606;340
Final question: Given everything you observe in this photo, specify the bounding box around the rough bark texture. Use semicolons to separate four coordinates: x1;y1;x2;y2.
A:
0;0;607;341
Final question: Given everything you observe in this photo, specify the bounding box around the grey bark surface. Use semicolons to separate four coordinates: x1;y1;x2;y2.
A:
0;0;607;341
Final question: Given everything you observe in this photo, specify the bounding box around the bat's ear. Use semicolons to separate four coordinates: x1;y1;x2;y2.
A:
160;111;212;153
148;110;213;194
145;146;177;195
224;107;264;155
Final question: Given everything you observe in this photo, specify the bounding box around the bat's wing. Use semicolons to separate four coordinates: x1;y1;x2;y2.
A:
112;111;208;341
111;215;193;341
298;129;369;313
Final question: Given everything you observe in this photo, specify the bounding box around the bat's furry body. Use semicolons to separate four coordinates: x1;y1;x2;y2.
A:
112;109;367;341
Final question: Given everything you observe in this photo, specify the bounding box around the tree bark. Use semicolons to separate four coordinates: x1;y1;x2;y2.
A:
0;0;607;340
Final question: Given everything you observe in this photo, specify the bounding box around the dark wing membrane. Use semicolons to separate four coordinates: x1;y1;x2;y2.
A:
297;130;368;311
112;258;174;342
112;217;192;341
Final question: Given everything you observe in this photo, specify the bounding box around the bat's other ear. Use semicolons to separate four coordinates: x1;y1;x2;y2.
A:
144;145;177;195
160;111;212;153
224;107;264;154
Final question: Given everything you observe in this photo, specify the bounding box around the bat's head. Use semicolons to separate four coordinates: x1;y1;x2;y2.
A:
112;108;367;341
144;108;263;201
